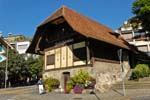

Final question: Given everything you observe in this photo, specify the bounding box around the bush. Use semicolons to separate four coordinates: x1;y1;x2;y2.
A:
130;64;150;80
66;69;96;93
65;82;73;93
43;77;60;92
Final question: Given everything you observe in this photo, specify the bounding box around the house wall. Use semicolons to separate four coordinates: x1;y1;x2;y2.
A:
44;41;90;70
43;40;91;91
93;53;130;92
43;66;93;91
43;37;131;92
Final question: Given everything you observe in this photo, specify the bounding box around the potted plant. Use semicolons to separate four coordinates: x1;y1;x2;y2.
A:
73;84;83;94
86;76;96;89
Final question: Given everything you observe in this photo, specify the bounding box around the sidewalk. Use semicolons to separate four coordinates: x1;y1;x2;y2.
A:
12;88;150;100
0;85;36;95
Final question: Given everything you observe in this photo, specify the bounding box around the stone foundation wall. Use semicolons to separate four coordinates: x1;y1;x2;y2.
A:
42;60;130;93
43;66;93;91
93;60;130;92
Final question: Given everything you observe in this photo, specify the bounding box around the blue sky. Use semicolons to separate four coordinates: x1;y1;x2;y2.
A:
0;0;135;37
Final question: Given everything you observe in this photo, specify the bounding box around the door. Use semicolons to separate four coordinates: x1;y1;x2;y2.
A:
63;72;70;92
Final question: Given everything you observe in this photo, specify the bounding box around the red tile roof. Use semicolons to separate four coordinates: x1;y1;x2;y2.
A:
27;6;137;54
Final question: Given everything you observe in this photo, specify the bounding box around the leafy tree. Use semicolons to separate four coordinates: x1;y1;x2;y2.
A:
0;50;27;87
0;60;5;88
25;55;43;82
7;50;27;86
132;0;150;32
0;50;43;87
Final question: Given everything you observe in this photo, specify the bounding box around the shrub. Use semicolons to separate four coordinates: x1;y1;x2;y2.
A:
67;69;96;91
65;82;73;93
130;64;150;80
43;77;60;92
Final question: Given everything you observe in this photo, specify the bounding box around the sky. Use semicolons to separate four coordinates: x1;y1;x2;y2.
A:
0;0;135;38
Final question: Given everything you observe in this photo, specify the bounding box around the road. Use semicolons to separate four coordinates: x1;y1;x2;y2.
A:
0;85;37;100
0;94;16;100
0;85;150;100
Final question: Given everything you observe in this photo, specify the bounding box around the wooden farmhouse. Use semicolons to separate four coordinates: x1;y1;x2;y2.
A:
26;6;138;91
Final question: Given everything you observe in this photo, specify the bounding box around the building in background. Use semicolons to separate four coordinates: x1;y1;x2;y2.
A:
118;21;150;57
4;34;26;43
3;34;37;59
10;41;31;59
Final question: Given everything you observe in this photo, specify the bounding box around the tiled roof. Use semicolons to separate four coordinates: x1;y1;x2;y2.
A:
27;6;137;54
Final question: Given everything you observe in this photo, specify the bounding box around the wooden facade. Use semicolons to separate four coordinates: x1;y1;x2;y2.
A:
45;41;90;70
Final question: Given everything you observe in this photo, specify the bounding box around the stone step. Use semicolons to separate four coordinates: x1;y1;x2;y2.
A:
138;77;150;82
113;81;150;89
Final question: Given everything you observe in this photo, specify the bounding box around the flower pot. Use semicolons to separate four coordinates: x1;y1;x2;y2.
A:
73;84;83;94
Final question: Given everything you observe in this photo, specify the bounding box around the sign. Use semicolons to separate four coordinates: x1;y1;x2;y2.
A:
0;54;6;63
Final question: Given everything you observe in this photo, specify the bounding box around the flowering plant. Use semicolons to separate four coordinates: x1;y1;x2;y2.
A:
73;84;83;94
85;76;96;89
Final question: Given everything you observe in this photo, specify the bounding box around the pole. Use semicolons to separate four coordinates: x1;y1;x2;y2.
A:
5;45;8;88
118;49;126;96
119;49;126;96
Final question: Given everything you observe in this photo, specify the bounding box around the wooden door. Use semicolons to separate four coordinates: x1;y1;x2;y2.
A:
63;72;70;91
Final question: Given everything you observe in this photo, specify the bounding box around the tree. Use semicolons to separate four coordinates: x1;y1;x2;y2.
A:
132;0;150;32
25;55;43;83
0;60;5;88
7;50;27;86
0;49;43;87
0;50;27;87
0;50;43;87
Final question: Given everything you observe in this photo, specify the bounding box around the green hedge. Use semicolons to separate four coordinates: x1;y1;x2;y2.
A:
130;64;150;80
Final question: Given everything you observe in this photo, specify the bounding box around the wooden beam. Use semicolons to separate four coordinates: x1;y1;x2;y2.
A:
35;36;42;54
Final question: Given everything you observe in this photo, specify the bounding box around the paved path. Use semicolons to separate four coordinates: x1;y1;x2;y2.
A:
1;81;150;100
0;85;36;95
0;85;37;100
10;88;150;100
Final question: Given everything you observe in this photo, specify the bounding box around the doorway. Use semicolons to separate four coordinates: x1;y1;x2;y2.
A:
63;72;70;91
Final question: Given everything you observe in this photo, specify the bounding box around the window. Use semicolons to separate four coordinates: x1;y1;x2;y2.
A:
18;44;28;50
138;45;148;52
73;47;86;61
46;54;55;65
73;41;87;66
